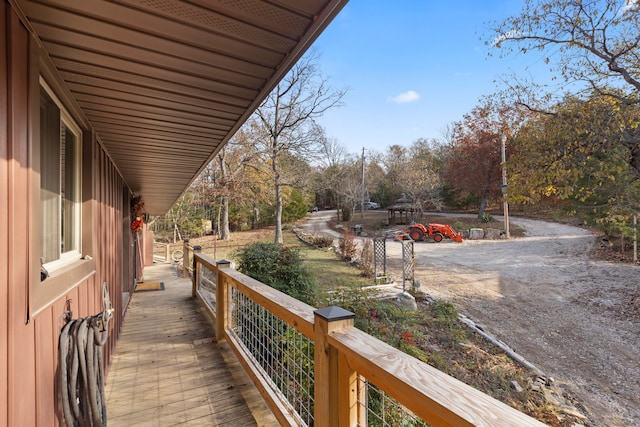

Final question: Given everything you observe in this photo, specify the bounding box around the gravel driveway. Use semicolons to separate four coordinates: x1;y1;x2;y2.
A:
304;212;639;426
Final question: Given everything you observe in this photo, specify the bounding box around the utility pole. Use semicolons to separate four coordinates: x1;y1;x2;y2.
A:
501;135;510;238
361;147;365;219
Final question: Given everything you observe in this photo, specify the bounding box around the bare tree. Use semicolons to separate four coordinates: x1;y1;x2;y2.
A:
316;136;351;217
254;51;347;243
379;141;443;213
318;136;349;173
489;0;640;100
215;148;232;240
198;123;264;240
337;157;363;216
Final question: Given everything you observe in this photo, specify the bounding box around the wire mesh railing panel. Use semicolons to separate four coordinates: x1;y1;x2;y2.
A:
357;376;431;427
197;263;216;313
230;289;315;426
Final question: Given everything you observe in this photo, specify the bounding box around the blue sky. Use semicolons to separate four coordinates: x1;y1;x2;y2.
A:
312;1;550;155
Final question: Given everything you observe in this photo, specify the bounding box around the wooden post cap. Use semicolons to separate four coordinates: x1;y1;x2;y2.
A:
314;306;355;322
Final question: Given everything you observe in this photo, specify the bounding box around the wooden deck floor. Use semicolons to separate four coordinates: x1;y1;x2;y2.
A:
105;262;279;427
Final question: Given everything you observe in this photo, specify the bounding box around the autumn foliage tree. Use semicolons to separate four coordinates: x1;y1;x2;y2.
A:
488;0;640;245
509;93;640;237
489;0;640;178
444;99;525;219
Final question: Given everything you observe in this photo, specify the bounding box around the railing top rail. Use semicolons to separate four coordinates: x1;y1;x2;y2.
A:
329;327;547;427
222;268;316;339
194;252;217;272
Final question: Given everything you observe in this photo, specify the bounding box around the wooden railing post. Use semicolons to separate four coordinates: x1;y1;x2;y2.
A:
314;306;356;427
164;243;170;262
215;259;232;342
191;245;202;297
182;239;190;279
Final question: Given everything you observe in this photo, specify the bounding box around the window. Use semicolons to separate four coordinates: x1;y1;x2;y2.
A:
40;81;82;270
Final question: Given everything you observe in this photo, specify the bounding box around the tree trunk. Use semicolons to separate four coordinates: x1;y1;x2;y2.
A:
219;196;231;240
252;206;260;229
478;194;489;220
173;222;182;244
217;154;232;240
275;181;283;244
273;157;283;244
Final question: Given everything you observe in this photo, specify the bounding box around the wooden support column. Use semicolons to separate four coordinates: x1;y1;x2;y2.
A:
143;230;154;266
215;260;231;342
190;245;201;297
314;306;356;427
338;349;361;426
182;239;190;279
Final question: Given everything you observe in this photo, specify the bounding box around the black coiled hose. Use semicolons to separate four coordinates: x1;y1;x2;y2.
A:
58;285;112;427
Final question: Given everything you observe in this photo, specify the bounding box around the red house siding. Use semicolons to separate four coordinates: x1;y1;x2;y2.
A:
1;5;9;424
2;6;37;426
1;3;131;425
92;139;127;369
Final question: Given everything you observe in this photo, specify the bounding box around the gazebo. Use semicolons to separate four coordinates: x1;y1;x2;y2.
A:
387;194;419;225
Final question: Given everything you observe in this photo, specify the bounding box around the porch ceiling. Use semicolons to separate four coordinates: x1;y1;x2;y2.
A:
17;0;348;214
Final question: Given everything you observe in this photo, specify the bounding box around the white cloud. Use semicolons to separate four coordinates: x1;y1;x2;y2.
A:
389;90;420;104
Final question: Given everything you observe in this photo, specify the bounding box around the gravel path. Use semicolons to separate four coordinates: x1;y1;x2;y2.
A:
304;212;640;427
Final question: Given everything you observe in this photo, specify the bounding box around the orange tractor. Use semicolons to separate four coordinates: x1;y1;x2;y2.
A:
396;222;463;243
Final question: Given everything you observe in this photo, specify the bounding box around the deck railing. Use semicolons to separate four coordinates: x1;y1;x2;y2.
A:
187;247;546;427
152;241;170;262
176;239;200;278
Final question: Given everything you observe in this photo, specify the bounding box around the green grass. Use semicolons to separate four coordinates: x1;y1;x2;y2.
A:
282;231;372;290
181;227;372;291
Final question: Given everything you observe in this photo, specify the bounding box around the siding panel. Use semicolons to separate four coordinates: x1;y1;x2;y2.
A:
34;305;56;427
93;143;126;367
1;4;9;425
6;8;37;427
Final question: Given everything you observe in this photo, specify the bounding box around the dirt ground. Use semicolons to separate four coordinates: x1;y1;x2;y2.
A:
304;211;640;427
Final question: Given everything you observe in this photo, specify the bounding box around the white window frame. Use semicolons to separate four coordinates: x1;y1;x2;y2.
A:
40;77;82;271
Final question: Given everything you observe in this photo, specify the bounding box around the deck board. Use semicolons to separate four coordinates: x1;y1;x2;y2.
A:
105;263;279;426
